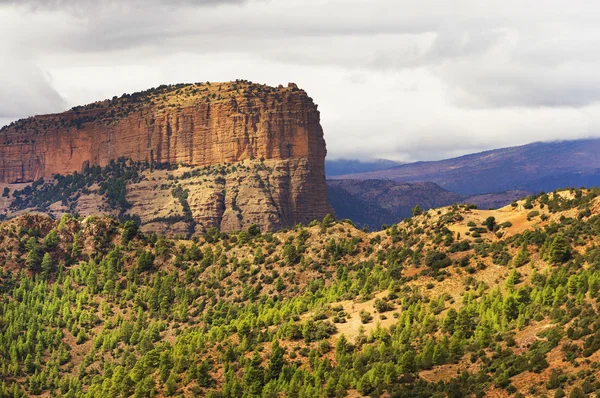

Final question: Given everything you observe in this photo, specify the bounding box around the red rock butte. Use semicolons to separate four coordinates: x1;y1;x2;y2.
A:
0;81;332;229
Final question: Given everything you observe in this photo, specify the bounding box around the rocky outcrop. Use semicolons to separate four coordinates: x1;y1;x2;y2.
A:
0;81;332;231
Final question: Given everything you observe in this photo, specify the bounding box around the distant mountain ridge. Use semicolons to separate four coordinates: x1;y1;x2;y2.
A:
327;179;462;229
327;179;532;230
326;182;399;230
325;158;402;176
331;139;600;195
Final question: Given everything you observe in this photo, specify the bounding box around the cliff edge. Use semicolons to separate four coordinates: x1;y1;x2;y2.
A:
0;81;332;232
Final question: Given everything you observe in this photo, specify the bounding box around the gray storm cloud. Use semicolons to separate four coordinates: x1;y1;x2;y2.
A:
1;0;600;161
0;0;246;7
0;62;66;118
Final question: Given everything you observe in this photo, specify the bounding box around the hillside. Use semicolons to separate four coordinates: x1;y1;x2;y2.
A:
1;162;527;235
0;81;332;232
332;139;600;195
327;179;529;230
0;158;323;236
464;190;533;210
327;179;462;229
326;182;399;230
3;188;600;396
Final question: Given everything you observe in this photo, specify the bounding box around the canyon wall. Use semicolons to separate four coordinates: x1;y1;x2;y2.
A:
0;81;332;230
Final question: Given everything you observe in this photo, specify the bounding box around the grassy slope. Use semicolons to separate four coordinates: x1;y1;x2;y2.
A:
1;188;600;396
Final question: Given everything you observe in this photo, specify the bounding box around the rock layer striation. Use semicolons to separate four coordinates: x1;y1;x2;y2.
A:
0;81;332;231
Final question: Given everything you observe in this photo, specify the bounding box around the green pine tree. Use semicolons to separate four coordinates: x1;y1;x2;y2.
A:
41;252;54;278
549;235;570;264
513;243;530;267
165;372;177;396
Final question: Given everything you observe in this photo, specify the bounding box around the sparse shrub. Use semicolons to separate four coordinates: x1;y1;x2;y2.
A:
359;310;373;324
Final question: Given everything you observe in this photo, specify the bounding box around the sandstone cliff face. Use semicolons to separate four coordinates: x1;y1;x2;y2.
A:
0;81;332;232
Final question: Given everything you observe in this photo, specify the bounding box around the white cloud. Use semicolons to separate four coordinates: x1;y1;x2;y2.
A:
0;59;66;118
2;0;600;161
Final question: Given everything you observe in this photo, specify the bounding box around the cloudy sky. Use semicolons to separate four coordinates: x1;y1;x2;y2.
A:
1;0;600;162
